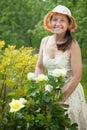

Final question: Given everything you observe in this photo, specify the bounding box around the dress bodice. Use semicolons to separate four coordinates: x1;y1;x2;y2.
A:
43;50;71;75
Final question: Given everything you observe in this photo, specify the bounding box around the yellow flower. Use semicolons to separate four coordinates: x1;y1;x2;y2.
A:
9;98;27;112
35;74;48;82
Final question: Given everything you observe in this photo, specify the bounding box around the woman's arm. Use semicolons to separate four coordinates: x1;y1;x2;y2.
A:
35;38;46;76
62;40;82;102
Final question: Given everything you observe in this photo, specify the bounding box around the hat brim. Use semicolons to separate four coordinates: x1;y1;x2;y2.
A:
44;12;77;32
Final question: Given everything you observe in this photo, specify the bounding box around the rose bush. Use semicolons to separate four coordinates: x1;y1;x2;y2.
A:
0;69;78;130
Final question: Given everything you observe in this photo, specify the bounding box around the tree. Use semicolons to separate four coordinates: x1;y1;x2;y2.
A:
0;0;42;47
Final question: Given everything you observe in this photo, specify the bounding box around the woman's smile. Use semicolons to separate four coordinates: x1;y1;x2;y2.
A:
54;25;63;31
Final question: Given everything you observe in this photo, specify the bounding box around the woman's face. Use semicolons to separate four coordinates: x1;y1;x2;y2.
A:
50;13;70;35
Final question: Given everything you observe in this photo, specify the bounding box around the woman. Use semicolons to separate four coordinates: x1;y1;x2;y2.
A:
35;5;87;130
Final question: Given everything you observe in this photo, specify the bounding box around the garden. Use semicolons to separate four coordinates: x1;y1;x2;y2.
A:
0;0;87;130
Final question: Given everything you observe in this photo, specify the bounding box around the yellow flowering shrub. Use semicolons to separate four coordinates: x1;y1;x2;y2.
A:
0;41;38;120
0;43;38;86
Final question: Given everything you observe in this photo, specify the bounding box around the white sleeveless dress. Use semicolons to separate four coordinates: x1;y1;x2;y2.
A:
43;50;87;130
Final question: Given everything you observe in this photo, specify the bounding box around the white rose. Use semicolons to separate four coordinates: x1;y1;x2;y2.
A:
9;98;26;112
45;85;53;92
35;74;48;82
51;69;67;77
27;72;35;80
60;69;67;77
19;98;27;105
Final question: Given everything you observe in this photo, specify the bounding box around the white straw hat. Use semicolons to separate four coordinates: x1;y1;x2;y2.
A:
44;5;77;32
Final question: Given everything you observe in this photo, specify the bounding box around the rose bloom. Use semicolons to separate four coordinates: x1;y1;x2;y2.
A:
9;98;27;112
51;69;67;77
27;72;35;81
45;84;53;92
35;74;48;82
19;98;27;104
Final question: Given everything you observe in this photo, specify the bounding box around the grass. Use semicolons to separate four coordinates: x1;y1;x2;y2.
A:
81;64;87;102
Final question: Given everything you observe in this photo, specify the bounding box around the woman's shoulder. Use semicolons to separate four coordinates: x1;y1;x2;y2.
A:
70;39;81;51
69;39;81;55
41;35;53;47
41;35;53;42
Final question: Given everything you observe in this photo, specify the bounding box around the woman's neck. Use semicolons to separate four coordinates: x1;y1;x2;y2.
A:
54;34;66;45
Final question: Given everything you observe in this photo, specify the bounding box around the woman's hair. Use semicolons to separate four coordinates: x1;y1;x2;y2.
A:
56;29;73;51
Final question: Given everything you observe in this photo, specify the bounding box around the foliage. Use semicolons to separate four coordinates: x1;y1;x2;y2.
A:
0;41;38;129
81;65;87;101
0;41;38;88
0;67;78;130
72;0;87;60
0;0;30;47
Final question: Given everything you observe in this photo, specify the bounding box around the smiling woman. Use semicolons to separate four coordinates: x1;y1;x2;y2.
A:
50;13;73;51
35;5;87;130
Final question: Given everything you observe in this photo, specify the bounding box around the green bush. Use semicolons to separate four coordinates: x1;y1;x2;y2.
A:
0;41;38;129
0;69;78;130
81;65;87;101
